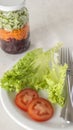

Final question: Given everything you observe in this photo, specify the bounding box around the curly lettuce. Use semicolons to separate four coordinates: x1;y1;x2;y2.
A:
0;43;68;106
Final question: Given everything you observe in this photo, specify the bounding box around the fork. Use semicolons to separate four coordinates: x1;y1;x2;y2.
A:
60;47;73;123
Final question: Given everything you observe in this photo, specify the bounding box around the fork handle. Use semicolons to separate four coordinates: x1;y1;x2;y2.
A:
60;74;73;122
67;74;73;107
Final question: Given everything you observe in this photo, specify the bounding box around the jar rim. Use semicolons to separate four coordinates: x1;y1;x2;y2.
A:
0;0;25;11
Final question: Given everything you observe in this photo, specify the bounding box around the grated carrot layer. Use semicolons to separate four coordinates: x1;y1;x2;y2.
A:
0;24;29;41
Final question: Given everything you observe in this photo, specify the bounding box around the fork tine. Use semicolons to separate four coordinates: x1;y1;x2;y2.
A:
60;48;63;65
60;47;65;65
67;48;70;69
69;50;73;75
61;47;67;65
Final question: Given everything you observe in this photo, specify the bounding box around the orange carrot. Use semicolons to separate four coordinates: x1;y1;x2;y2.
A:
0;24;29;41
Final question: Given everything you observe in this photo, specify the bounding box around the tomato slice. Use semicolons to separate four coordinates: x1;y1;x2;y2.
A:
15;88;39;111
28;97;54;122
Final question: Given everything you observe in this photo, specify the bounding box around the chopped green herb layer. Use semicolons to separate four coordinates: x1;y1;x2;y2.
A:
0;7;29;31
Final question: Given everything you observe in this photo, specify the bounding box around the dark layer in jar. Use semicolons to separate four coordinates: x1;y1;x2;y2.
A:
0;24;30;54
0;33;30;54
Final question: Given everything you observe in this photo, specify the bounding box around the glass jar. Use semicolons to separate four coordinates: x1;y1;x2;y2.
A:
0;0;30;54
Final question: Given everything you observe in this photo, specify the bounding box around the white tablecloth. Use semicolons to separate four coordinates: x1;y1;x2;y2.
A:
0;0;73;129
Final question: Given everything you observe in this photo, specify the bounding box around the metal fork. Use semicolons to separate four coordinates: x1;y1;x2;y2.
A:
60;47;73;123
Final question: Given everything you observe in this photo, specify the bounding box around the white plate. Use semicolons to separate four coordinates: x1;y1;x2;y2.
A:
1;52;73;130
0;48;73;130
0;87;73;130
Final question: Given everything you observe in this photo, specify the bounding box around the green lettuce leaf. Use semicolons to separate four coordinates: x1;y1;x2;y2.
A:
0;43;68;106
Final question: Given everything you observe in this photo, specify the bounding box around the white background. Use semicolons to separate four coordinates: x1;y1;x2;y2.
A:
0;0;73;130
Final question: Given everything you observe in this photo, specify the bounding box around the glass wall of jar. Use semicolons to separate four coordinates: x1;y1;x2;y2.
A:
0;0;30;54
